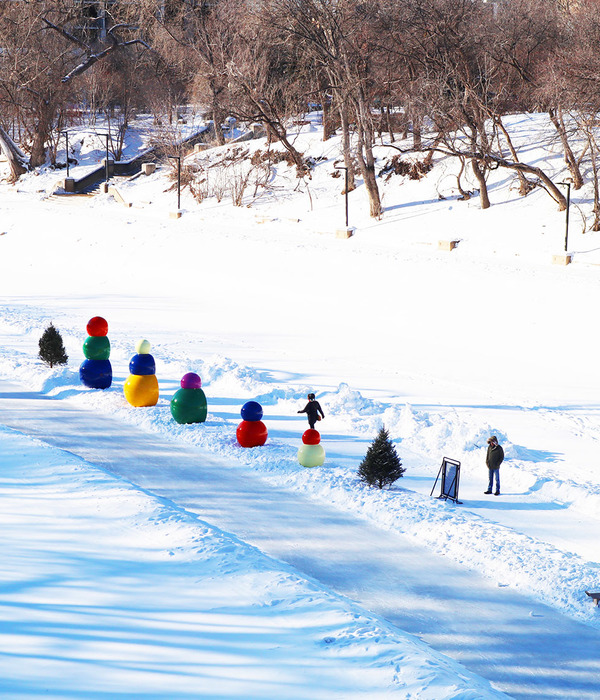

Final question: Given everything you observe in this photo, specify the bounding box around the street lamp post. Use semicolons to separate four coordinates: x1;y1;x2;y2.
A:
559;180;572;252
103;133;110;187
169;155;182;211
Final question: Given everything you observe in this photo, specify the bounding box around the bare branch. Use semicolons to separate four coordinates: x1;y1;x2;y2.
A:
42;16;149;83
41;17;89;51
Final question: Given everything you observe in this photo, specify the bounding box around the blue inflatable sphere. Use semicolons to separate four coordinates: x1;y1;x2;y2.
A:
80;359;112;389
241;400;263;422
129;353;156;376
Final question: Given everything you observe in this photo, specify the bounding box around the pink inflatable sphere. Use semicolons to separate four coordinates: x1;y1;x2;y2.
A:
302;429;321;445
181;372;202;389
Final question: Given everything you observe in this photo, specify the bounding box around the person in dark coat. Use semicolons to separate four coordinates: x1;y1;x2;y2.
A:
298;393;325;429
485;435;504;496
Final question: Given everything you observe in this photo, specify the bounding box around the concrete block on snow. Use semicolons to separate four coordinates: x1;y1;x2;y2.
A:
552;254;572;265
438;240;459;251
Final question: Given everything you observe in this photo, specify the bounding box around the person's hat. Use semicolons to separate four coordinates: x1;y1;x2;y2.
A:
487;436;498;444
308;393;315;400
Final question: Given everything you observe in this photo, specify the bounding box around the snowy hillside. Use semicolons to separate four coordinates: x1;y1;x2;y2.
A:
1;112;600;698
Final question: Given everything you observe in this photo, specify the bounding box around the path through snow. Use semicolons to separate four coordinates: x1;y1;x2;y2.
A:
1;380;599;699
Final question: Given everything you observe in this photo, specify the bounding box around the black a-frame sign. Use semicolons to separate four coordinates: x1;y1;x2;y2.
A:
431;457;462;504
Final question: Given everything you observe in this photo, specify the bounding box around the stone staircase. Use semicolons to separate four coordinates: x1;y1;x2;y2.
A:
47;192;95;204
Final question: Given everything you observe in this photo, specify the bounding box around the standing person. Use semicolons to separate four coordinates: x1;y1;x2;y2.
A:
298;393;325;430
485;435;504;496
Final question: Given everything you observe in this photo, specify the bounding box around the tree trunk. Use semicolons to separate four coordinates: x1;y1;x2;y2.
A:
412;111;422;151
355;94;382;219
239;83;307;176
29;102;55;168
339;100;356;192
30;130;47;168
212;106;226;146
466;123;491;209
426;143;567;211
209;81;226;146
456;156;471;200
322;93;335;141
424;133;443;168
0;124;28;181
489;156;567;210
471;157;490;209
549;108;584;190
495;117;534;196
587;131;600;231
358;149;381;218
386;105;395;143
267;119;308;178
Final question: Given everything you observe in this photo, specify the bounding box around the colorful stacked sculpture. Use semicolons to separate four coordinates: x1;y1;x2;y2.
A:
123;338;159;407
79;316;112;389
236;400;268;447
171;372;207;424
298;429;325;467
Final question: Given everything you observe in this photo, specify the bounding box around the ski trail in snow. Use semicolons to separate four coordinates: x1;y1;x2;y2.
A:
0;380;599;699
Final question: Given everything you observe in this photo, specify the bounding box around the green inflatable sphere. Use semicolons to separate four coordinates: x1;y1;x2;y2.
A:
170;387;207;424
83;335;110;361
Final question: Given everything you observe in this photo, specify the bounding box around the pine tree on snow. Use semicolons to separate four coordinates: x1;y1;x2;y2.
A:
358;426;405;489
38;323;68;368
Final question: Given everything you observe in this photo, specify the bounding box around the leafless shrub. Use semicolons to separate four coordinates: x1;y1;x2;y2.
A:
252;161;272;197
212;146;250;167
231;165;252;206
149;124;189;161
165;161;198;192
189;177;209;203
379;155;432;181
185;148;275;206
211;169;228;203
250;148;295;166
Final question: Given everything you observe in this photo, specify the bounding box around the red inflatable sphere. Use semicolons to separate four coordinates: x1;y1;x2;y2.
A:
236;420;268;448
302;429;321;445
86;316;108;337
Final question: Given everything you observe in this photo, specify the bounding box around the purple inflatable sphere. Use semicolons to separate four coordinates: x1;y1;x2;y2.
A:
181;372;202;389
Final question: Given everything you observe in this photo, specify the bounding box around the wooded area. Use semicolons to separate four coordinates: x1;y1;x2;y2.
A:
2;0;600;222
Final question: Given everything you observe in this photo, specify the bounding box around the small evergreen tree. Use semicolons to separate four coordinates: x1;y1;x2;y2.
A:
358;426;405;489
38;323;68;368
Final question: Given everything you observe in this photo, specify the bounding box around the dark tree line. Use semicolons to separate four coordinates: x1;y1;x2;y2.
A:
3;0;600;223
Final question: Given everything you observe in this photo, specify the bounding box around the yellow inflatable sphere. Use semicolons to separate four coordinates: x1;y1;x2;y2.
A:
135;338;152;354
124;373;159;407
298;443;326;468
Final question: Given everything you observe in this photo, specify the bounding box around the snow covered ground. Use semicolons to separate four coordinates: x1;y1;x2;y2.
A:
1;112;600;697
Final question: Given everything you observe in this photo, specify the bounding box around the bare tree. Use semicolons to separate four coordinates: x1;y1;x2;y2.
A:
0;126;29;181
546;0;600;227
41;15;150;85
221;2;310;177
0;0;151;178
264;0;385;216
141;0;234;142
379;0;567;210
0;1;76;171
